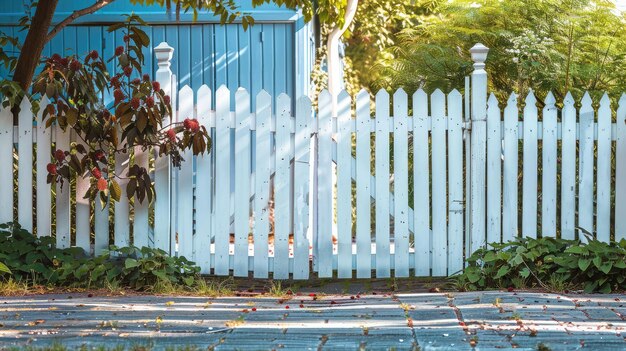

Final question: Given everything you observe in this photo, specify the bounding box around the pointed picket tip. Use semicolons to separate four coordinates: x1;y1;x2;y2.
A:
375;89;389;98
413;88;427;101
318;89;332;104
297;95;312;107
600;92;610;106
394;88;407;98
564;92;575;105
235;87;250;100
581;91;592;104
19;95;31;111
198;84;211;94
487;93;498;106
356;88;370;100
236;86;248;94
256;89;271;100
524;90;536;105
545;91;556;105
277;92;290;101
180;84;193;94
507;92;517;103
448;89;462;99
432;88;445;98
216;84;229;93
338;89;351;100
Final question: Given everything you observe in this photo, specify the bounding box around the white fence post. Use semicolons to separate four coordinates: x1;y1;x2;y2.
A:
154;42;174;253
469;43;489;254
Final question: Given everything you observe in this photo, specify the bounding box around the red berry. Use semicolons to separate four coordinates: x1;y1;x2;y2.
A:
183;118;192;130
91;167;102;179
507;287;515;292
145;96;155;108
166;129;176;142
143;74;150;81
123;66;133;77
131;78;141;85
330;301;337;305
90;50;99;60
309;293;316;297
123;35;130;43
251;307;257;312
131;97;140;110
54;149;65;162
110;76;120;87
115;46;124;56
51;53;61;63
285;305;289;309
164;95;171;105
60;57;69;67
299;304;304;308
46;163;57;175
97;178;108;191
95;150;105;160
152;81;160;91
191;120;200;133
69;60;82;72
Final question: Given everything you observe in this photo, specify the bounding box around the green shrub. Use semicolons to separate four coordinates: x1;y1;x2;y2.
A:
0;222;199;290
455;236;626;293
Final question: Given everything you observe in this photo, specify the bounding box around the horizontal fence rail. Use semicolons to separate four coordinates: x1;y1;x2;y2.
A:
2;42;626;280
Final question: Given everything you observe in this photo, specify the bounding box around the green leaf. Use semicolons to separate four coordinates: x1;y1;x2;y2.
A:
125;258;140;269
578;258;591;272
494;265;510;279
110;180;122;202
0;261;11;274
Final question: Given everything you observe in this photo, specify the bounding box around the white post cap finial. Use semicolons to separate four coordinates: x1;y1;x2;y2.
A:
155;42;174;69
470;43;489;71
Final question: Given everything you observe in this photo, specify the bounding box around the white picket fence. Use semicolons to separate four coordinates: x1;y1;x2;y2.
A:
2;42;626;279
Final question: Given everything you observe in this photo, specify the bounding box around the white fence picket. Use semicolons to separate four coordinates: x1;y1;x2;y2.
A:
431;89;447;276
75;137;90;252
541;92;557;237
317;89;333;278
55;125;70;248
447;90;464;274
355;89;372;278
293;96;311;279
36;96;52;238
597;93;611;242
617;94;626;241
0;104;11;224
522;91;538;238
214;85;231;274
177;86;195;261
18;97;33;232
486;93;501;244
274;93;292;279
194;84;213;273
579;93;594;241
133;145;149;249
114;135;130;248
375;89;391;278
233;88;251;277
253;90;272;278
336;90;353;278
393;89;409;277
561;93;576;240
502;93;518;242
413;89;430;276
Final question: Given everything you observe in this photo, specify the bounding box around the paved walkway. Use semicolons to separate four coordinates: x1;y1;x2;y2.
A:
1;291;626;350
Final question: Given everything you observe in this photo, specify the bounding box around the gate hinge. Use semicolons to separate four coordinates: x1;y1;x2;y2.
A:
462;120;472;131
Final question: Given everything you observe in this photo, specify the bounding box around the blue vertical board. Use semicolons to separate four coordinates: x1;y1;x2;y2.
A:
261;24;275;102
177;25;191;88
140;26;153;78
274;25;286;96
76;27;89;58
237;25;251;95
190;25;203;92
214;24;227;102
250;24;263;109
285;23;294;99
201;25;214;97
226;25;239;105
63;27;77;56
103;27;116;106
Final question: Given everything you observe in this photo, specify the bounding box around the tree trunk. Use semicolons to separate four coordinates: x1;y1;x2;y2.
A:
12;0;60;92
326;0;358;116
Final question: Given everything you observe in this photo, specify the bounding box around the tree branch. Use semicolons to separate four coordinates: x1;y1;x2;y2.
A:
46;0;116;43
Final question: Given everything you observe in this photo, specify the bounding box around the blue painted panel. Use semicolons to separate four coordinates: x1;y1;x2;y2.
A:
0;0;298;24
1;22;298;106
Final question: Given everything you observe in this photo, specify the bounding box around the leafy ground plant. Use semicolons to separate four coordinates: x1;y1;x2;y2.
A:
0;222;199;291
455;236;626;293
